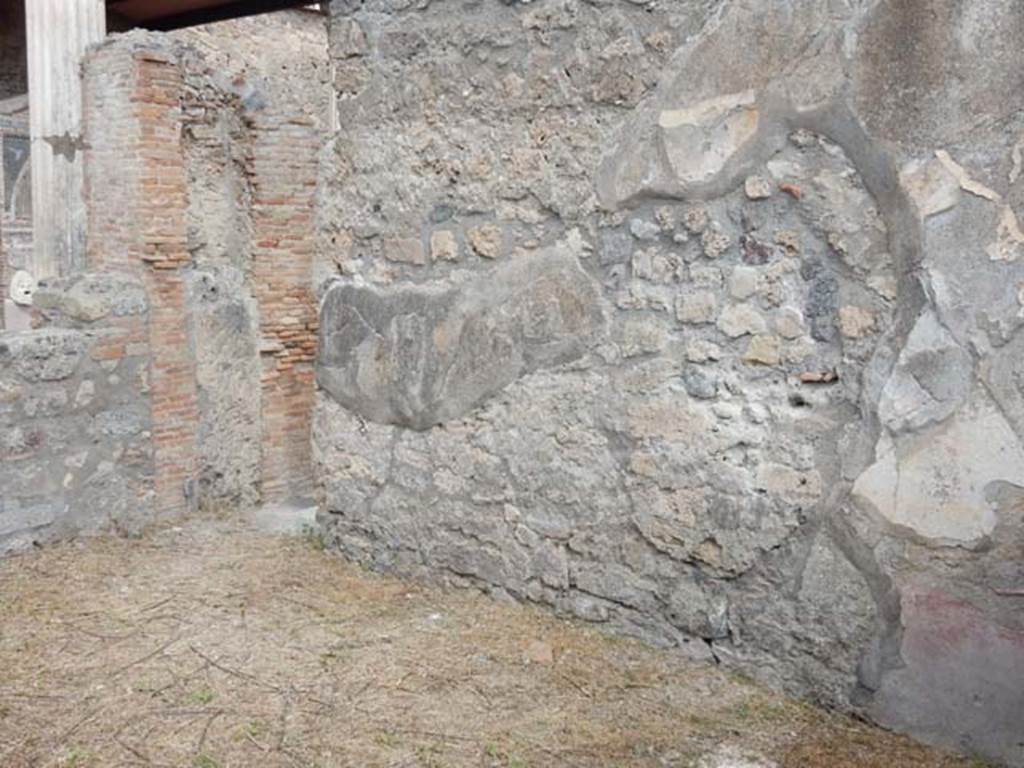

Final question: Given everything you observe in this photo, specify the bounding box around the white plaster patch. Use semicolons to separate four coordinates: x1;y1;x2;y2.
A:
766;158;803;180
560;227;591;259
853;396;1024;543
934;150;1001;202
987;205;1024;262
1010;135;1023;185
658;90;756;129
899;157;960;218
659;91;760;186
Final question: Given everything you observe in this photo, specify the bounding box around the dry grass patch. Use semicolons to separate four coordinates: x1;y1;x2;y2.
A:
0;514;981;768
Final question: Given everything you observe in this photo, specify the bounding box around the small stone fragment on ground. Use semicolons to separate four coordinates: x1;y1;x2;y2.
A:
523;639;555;665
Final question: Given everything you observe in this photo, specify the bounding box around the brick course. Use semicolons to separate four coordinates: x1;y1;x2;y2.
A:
83;31;319;509
250;115;318;501
84;39;199;516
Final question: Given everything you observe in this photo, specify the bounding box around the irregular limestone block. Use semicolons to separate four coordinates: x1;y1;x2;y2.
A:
467;224;503;259
33;272;148;323
838;305;876;338
743;334;782;366
899;157;960;219
744;175;772;200
430;230;459;262
2;329;87;382
728;266;759;300
676;290;717;324
774;306;806;339
383;236;426;266
718;303;767;338
317;246;606;429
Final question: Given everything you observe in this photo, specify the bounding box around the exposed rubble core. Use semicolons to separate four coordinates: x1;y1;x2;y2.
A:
0;1;1022;765
172;13;332;506
313;1;1024;765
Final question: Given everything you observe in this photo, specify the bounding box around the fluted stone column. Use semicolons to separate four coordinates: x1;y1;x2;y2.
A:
25;0;105;280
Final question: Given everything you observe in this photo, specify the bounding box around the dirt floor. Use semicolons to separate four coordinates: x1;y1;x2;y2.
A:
0;514;984;768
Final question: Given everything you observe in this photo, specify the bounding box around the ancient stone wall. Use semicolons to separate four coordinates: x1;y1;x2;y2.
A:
0;272;154;553
1;9;327;540
170;11;328;506
80;13;326;511
83;35;202;516
313;1;1024;765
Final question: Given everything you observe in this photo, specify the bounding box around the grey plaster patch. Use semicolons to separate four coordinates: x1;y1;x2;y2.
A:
871;584;1024;766
186;268;262;509
317;246;606;430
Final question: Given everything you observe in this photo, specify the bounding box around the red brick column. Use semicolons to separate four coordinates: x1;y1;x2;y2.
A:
134;53;200;514
250;116;318;502
84;42;199;516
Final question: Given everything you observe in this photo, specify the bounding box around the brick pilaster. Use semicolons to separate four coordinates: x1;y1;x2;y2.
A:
250;116;318;502
84;41;199;516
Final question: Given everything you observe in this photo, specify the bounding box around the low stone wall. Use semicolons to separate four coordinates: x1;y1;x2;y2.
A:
314;1;1024;765
0;273;154;553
